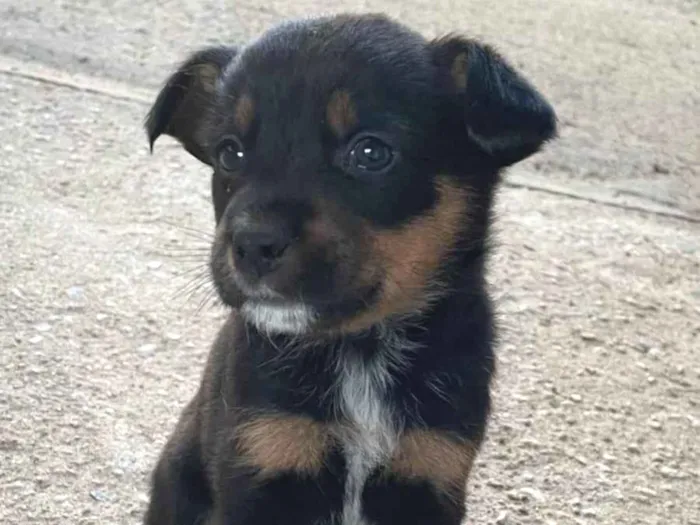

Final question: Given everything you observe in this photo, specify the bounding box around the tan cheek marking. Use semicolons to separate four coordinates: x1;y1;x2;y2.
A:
235;414;332;477
376;177;466;298
226;244;235;273
303;199;368;276
216;214;228;238
214;219;235;271
304;199;359;255
340;177;468;332
450;52;469;93
234;93;255;135
326;90;358;138
305;213;344;246
390;429;477;495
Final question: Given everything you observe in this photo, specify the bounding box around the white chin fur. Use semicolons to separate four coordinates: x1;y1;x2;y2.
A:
241;302;317;335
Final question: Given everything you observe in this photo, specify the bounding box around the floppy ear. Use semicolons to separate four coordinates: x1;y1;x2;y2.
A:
145;46;238;164
431;36;557;168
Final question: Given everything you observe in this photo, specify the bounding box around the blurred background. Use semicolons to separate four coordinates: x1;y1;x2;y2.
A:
0;1;698;524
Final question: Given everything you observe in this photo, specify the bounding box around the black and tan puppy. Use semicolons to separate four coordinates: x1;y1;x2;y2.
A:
143;13;556;525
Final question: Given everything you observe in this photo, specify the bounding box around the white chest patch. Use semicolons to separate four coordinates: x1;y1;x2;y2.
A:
336;334;413;525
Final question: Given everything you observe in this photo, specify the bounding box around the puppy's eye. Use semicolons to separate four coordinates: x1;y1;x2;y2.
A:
216;137;245;172
347;135;395;174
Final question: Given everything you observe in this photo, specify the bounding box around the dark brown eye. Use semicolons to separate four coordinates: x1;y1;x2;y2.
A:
347;135;395;174
216;137;245;172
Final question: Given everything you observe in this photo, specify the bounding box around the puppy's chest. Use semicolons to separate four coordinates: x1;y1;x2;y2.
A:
333;348;403;525
336;350;399;457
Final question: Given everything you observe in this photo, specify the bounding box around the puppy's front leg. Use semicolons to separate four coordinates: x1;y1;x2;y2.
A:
144;401;211;525
213;412;344;524
363;428;477;525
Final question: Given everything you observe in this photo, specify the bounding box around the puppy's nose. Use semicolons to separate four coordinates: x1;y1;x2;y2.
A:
233;228;290;278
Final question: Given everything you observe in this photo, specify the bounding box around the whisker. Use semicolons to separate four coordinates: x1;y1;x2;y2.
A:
171;271;212;301
181;282;212;306
159;248;211;255
160;256;210;265
176;265;211;282
193;286;220;316
160;219;214;241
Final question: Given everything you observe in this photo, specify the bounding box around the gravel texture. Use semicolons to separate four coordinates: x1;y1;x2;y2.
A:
0;1;698;524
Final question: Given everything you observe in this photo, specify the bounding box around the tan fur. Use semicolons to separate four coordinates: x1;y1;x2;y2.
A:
390;429;476;494
304;198;360;250
226;244;235;272
236;413;333;477
305;210;346;245
326;90;358;138
450;53;469;93
213;217;236;274
234;93;255;135
340;176;468;333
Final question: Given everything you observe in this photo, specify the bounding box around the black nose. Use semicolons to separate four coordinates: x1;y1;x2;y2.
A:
233;228;291;278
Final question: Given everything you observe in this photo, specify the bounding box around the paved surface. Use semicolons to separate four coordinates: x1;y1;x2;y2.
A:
0;1;698;524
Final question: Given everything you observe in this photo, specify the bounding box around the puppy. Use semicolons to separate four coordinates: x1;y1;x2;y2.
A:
143;13;556;525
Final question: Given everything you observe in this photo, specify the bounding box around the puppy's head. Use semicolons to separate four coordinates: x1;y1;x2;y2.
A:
146;14;556;336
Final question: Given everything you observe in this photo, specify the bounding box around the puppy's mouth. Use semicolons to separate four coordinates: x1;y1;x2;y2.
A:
211;238;382;334
240;300;318;335
238;283;381;335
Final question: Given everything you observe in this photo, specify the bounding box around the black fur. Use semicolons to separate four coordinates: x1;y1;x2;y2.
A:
143;13;556;525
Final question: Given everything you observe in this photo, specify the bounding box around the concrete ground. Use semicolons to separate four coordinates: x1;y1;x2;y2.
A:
0;1;698;524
